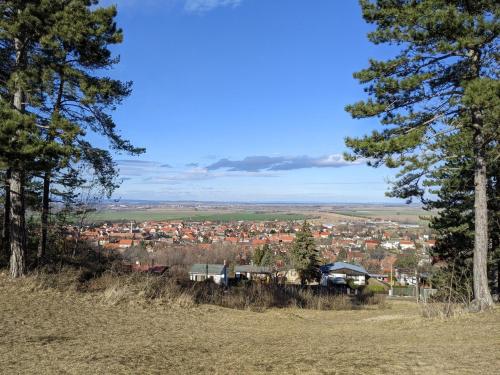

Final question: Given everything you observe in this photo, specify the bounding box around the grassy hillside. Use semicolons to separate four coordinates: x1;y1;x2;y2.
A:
0;273;498;374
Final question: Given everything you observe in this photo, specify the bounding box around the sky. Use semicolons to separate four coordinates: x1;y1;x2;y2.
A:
96;0;401;203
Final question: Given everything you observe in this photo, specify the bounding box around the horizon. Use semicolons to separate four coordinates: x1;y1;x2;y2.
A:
95;0;402;203
101;198;423;207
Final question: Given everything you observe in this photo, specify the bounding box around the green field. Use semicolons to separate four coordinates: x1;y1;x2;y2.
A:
84;210;308;223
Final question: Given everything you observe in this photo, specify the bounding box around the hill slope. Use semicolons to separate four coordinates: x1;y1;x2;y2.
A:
0;274;498;374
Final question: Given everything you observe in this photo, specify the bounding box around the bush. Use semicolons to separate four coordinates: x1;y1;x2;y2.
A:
364;285;386;294
355;287;387;307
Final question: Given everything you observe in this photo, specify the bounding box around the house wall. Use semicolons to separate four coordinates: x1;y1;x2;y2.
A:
189;273;224;284
321;272;366;286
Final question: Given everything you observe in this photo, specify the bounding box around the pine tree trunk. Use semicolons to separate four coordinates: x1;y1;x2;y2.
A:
471;130;494;310
2;169;11;260
38;171;50;262
38;71;64;262
9;36;27;278
9;169;26;278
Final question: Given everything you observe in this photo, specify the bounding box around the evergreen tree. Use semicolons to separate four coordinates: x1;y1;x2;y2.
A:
252;245;265;266
426;131;499;295
260;244;274;267
33;0;144;260
0;1;143;276
345;0;498;310
290;221;320;285
337;248;348;262
0;1;52;277
252;244;273;266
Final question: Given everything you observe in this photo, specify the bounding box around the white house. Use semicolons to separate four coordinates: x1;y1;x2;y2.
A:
189;263;228;285
399;240;416;250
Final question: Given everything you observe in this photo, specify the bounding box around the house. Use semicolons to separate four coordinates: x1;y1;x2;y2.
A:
364;240;379;250
396;272;417;286
381;241;399;250
189;263;228;285
251;238;269;247
424;240;436;249
234;265;272;281
399;240;416;250
369;273;390;283
320;262;369;286
118;239;134;249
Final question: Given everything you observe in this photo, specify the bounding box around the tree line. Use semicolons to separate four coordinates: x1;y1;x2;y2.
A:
0;1;143;277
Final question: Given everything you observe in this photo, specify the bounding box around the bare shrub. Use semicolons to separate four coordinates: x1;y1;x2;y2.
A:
419;302;469;319
187;283;378;311
22;267;386;311
420;264;474;319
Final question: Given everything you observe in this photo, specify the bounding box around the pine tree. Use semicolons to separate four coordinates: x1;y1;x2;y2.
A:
33;0;144;261
345;0;499;310
426;130;499;295
0;1;143;275
252;243;273;266
0;1;51;277
290;221;320;285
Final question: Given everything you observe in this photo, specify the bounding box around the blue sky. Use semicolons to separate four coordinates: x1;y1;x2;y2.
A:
98;0;400;203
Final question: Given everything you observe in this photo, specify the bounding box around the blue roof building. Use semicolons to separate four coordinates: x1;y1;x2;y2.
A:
320;262;369;286
320;262;369;276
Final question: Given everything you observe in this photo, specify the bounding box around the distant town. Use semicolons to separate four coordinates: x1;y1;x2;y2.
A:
70;205;436;287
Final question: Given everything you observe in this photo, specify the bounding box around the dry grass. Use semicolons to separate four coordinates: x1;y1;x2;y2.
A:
0;272;499;374
23;268;380;312
418;301;472;320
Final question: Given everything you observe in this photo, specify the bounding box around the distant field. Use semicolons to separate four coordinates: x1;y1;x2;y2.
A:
84;210;308;223
76;206;433;224
1;274;498;374
335;208;432;224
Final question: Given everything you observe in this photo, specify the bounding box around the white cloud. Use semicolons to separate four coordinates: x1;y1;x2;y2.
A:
142;167;277;183
206;154;366;172
184;0;242;13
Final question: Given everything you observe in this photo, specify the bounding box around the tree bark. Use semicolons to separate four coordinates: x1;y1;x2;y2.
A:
9;168;26;278
37;171;50;261
9;35;27;278
2;169;11;260
38;72;64;262
471;129;494;310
